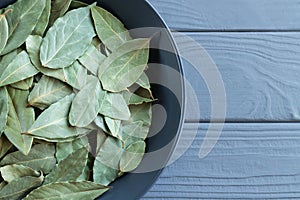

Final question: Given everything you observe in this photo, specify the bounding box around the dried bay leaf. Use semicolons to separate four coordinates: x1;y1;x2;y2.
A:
0;87;8;134
98;39;150;92
69;0;88;10
0;174;44;200
32;0;51;36
0;182;6;191
0;144;56;174
104;116;121;138
0;51;39;87
0;12;8;54
69;76;105;127
78;44;106;75
56;136;89;162
48;0;72;26
10;77;34;90
136;72;151;90
93;136;123;186
24;181;109;200
4;88;33;155
120;140;145;172
26;35;66;82
40;5;96;69
0;135;12;159
1;0;46;55
28;75;73;110
91;6;131;51
122;90;154;105
99;92;130;121
26;94;89;140
63;61;87;90
0;164;41;183
44;147;89;184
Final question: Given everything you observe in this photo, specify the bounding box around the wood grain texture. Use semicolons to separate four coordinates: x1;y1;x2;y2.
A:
147;0;300;31
175;32;300;122
143;123;300;199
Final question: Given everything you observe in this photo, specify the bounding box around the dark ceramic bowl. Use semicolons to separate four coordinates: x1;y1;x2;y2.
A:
0;0;185;199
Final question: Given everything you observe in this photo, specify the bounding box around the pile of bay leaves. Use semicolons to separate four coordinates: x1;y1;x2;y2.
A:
0;0;154;199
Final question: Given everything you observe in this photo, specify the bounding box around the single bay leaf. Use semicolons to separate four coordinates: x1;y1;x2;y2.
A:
10;77;34;90
1;0;46;55
78;44;106;75
32;0;51;36
0;135;12;159
48;0;72;26
28;75;73;110
26;94;89;140
136;72;151;90
0;175;44;200
24;181;109;200
99;92;130;121
104;116;121;138
0;87;8;134
63;61;87;90
0;13;8;54
91;6;131;51
93;136;123;186
98;39;150;92
69;0;88;10
4;89;33;155
0;144;56;174
69;75;105;127
56;136;89;162
44;147;88;184
0;49;17;68
26;35;66;82
122;90;154;105
0;51;39;87
40;5;96;69
120;140;145;172
0;164;41;183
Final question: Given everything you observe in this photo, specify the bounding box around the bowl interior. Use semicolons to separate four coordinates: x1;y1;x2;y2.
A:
0;0;185;199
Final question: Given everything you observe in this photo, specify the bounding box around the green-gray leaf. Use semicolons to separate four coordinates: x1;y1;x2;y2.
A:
10;77;34;90
0;135;12;159
4;88;33;155
0;182;6;191
69;76;105;127
0;174;44;200
0;51;39;87
91;6;131;51
48;0;72;26
0;87;8;134
0;164;41;183
122;90;154;105
98;38;150;92
136;72;151;90
104;116;121;138
56;136;89;162
0;13;8;54
63;61;87;90
0;144;56;174
78;44;106;75
120;140;145;172
26;35;66;82
26;94;89;140
69;0;88;10
28;75;73;110
1;0;46;55
32;0;51;36
44;147;88;184
24;181;109;200
93;136;123;186
99;92;130;121
40;5;96;69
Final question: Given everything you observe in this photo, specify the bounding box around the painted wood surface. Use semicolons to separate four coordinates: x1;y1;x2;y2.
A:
143;0;300;199
143;123;300;199
175;32;300;122
148;0;300;31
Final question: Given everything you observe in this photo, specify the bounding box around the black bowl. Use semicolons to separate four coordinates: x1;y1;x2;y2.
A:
0;0;185;199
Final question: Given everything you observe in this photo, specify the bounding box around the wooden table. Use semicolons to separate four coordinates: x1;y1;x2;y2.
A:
143;0;300;199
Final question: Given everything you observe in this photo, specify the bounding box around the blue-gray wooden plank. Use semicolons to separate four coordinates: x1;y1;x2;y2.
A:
175;32;300;122
147;0;300;31
143;123;300;199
